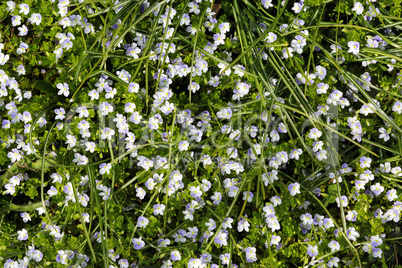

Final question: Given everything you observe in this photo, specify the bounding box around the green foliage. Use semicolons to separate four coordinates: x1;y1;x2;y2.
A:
1;0;402;267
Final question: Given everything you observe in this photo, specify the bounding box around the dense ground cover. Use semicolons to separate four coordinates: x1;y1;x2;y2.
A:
1;0;402;267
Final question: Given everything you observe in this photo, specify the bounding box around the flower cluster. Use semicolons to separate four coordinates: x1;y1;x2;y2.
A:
1;0;401;267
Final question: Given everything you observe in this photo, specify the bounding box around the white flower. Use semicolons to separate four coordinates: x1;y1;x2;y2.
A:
98;186;110;200
205;218;216;231
129;111;142;124
4;183;16;195
291;2;303;13
289;149;303;160
18;25;28;36
128;82;139;93
347;41;360;55
137;216;149;228
7;148;23;163
54;47;63;59
54;108;66;120
88;90;99;100
0;53;10;65
28;13;42;25
316;150;327;161
84;23;95;34
126;44;141;59
19;4;30;15
153;204;165;216
101;127;115;140
65;135;76;147
360;156;372;168
308;128;322;140
148;117;159;130
73;153;89;165
387;189;398;201
85;141;96;153
392;101;402;114
105;87;117;99
58;16;70;28
162;260;173;268
218;62;231;76
211;191;222;205
183;210;193;221
9;176;21;186
124;102;136;113
20;212;31;223
136;187;146;200
219;254;230;265
214;33;226;46
47;186;58;197
160;101;175;115
283;47;294;59
336;196;348;208
78;193;89;207
16;65;25;76
216;108;232;119
57;83;70;97
17;228;28;241
237;219;250;232
351;2;364;15
99;163;112;175
51;173;63;184
12;15;22;26
188;2;200;14
346;227;360;241
99;101;114;116
7;1;16;11
76;106;89;118
378;127;390;141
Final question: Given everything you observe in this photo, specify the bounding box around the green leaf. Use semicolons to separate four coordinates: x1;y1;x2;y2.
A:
34;80;59;95
324;184;338;206
25;185;39;200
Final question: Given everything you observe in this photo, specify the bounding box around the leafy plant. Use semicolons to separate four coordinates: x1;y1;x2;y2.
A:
1;0;402;267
